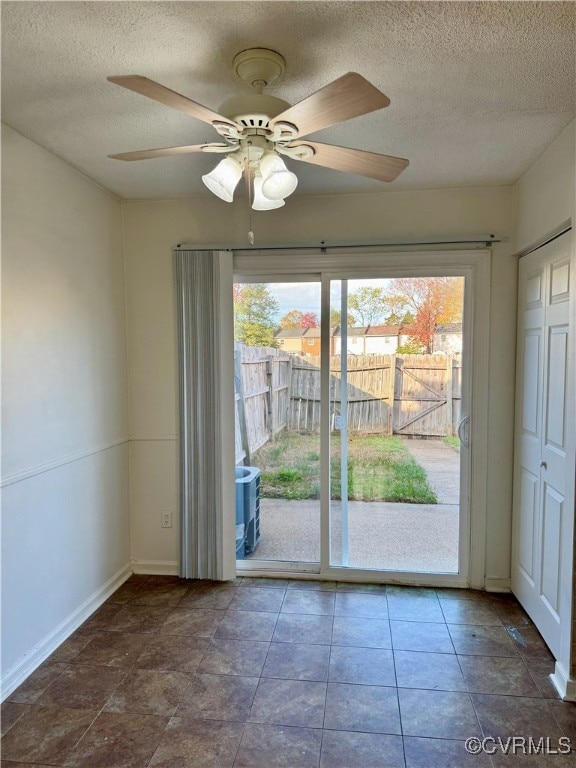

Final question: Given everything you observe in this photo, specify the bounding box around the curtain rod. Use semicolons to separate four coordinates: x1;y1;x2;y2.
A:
514;221;571;259
175;234;502;252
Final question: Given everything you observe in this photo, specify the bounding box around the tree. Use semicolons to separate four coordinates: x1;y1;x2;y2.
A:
384;310;415;326
401;311;415;326
279;309;304;329
408;301;437;354
329;308;355;327
396;340;424;354
348;286;388;326
234;284;279;347
300;312;319;329
279;310;319;329
386;277;464;353
383;310;403;325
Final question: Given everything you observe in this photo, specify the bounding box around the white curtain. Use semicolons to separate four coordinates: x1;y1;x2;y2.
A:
174;250;236;580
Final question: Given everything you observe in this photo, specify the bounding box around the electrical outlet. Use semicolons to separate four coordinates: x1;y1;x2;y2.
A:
161;511;172;529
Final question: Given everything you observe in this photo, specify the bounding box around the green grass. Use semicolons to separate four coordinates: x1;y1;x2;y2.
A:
443;436;460;451
254;432;437;504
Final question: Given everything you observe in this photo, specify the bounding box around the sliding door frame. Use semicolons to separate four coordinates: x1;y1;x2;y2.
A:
233;248;491;588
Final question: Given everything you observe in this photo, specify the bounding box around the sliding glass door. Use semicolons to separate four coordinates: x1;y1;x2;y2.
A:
328;276;464;574
232;253;481;586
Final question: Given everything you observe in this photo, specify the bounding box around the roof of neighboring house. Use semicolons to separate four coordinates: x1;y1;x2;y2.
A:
333;326;369;337
275;326;325;339
277;324;424;339
365;325;401;336
275;328;306;338
303;326;340;338
435;323;463;333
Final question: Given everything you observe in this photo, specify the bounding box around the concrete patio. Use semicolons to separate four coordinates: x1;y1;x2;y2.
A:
245;438;461;573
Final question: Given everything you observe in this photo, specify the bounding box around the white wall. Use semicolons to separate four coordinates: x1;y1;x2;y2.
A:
333;335;366;355
1;125;130;692
365;336;399;355
122;186;517;586
515;120;575;252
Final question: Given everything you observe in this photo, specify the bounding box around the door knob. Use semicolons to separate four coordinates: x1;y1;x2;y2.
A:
540;460;547;469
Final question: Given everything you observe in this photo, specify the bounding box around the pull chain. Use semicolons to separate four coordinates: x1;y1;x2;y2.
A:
246;142;255;245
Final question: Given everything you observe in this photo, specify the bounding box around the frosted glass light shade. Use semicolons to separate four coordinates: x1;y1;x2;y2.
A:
252;176;285;210
202;156;243;202
260;151;298;200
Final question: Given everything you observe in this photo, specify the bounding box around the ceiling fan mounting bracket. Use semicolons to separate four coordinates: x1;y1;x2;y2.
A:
233;48;286;89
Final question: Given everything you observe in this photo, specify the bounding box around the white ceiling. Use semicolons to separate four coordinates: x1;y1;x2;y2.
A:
2;1;574;199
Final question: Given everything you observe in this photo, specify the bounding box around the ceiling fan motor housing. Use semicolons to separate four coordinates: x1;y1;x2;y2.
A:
218;93;291;127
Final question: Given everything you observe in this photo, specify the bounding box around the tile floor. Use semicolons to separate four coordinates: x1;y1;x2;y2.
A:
2;576;576;767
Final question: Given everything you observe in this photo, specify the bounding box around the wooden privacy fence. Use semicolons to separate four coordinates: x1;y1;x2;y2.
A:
234;345;291;464
289;355;394;433
235;345;462;463
289;353;461;436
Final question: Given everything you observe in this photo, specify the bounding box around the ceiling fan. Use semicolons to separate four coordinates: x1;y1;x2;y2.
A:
107;48;409;210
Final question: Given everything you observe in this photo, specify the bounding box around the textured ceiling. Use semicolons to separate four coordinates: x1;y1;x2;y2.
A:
2;1;575;199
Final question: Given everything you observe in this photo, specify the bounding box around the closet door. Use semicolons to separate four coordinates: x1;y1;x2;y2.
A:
512;233;574;659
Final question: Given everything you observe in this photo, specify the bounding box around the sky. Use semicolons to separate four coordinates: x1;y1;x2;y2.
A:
257;279;390;323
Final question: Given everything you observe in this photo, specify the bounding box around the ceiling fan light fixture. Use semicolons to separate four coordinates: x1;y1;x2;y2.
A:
202;155;243;202
260;151;298;200
252;175;285;210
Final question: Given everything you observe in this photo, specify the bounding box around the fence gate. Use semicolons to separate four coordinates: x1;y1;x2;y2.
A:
393;354;457;436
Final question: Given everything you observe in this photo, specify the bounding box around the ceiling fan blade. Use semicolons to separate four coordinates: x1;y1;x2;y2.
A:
288;140;409;182
108;143;232;161
270;72;390;138
108;75;239;128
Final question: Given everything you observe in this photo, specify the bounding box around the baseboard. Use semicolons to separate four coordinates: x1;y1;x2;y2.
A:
131;559;179;576
551;662;576;701
484;577;511;593
1;562;132;702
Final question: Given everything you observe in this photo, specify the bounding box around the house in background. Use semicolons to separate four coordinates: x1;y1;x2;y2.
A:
334;324;425;355
364;325;402;354
275;326;322;355
302;326;321;355
275;327;306;354
433;322;463;354
332;326;369;355
2;0;575;717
